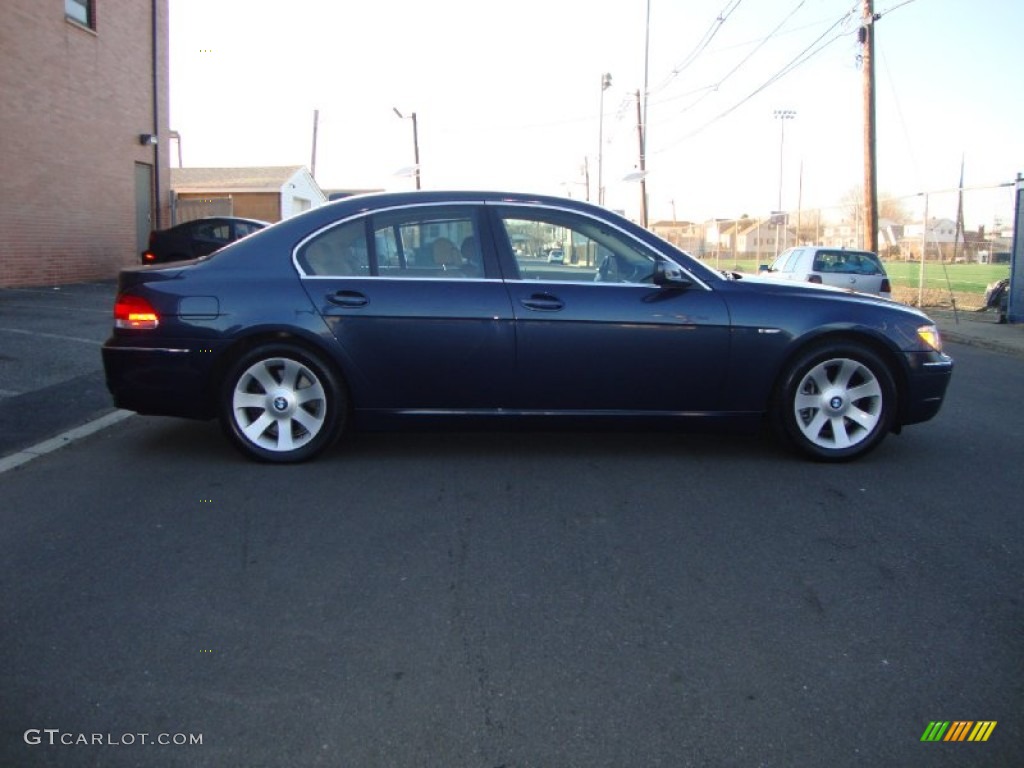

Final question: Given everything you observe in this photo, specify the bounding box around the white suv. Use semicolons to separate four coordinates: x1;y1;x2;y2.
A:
760;246;892;298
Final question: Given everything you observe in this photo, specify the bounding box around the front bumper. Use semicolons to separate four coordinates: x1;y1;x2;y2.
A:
901;351;954;425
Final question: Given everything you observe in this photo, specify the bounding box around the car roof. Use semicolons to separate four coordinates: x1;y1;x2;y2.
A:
188;216;269;225
212;190;726;286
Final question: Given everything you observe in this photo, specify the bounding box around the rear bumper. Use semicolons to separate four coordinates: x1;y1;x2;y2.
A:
102;341;217;420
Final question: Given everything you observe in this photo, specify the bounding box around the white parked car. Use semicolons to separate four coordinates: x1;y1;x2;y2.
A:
760;246;892;299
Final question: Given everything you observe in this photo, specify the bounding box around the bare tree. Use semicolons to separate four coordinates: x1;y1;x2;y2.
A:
842;185;909;224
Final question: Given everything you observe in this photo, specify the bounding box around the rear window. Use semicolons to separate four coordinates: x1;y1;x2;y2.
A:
811;250;884;276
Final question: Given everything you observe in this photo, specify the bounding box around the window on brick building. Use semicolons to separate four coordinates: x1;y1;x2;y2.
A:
65;0;95;29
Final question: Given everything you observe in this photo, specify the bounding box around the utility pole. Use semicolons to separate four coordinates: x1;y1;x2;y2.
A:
310;109;320;181
636;90;648;228
393;108;421;189
597;73;611;206
861;0;879;253
773;109;796;257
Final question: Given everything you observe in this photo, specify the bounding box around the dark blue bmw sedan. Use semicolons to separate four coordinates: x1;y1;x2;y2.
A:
102;191;953;463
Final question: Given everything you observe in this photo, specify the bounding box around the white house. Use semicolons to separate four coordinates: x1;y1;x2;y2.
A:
902;217;957;243
170;166;327;223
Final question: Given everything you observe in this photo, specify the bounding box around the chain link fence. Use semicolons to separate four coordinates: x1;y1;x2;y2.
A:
666;181;1015;310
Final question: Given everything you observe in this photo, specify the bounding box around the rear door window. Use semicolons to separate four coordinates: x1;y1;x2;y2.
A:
813;250;883;275
297;219;371;277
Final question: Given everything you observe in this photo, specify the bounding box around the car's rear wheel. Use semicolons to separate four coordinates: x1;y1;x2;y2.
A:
773;341;896;461
220;344;346;462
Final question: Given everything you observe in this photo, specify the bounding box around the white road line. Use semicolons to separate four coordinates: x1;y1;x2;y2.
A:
0;410;134;474
0;327;104;345
0;303;111;314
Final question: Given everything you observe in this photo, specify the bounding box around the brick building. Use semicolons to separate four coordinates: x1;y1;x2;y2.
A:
0;0;170;287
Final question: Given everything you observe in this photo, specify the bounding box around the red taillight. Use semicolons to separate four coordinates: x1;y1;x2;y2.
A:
808;275;823;284
142;251;157;262
880;278;892;294
114;294;160;329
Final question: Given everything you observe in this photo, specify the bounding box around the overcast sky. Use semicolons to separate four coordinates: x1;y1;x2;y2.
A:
169;0;1024;225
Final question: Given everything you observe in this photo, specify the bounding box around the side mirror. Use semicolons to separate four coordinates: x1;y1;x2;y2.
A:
653;260;692;287
758;264;770;273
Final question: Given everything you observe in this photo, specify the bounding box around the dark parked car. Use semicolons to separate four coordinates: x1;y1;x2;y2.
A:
103;191;953;463
141;216;268;264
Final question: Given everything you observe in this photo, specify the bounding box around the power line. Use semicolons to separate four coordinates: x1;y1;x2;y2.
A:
876;0;920;18
649;0;810;118
651;0;745;95
652;3;861;154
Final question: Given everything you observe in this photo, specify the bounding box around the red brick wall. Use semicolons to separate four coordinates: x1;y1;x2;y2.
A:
0;0;170;287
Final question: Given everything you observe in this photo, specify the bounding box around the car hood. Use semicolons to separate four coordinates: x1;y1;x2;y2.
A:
725;272;928;318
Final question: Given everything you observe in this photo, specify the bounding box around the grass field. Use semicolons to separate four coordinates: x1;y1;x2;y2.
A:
698;256;1010;309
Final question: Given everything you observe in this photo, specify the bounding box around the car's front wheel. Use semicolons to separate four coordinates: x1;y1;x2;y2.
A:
220;344;346;462
773;341;896;461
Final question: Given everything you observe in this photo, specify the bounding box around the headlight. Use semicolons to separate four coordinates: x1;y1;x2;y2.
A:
917;324;942;352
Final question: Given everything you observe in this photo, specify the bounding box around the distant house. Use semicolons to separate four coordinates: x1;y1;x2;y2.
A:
700;217;791;261
747;220;789;260
171;166;327;224
650;220;705;255
899;217;959;260
822;219;902;255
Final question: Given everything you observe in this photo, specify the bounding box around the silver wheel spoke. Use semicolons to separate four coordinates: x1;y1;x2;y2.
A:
806;364;831;391
242;412;275;442
295;381;325;405
249;364;278;393
280;359;304;390
800;410;828;440
275;422;295;451
234;392;266;409
847;380;882;403
794;392;821;410
837;359;861;388
846;404;878;430
292;407;322;434
829;416;853;448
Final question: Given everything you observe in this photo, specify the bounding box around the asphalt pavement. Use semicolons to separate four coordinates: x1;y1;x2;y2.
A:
0;281;118;459
2;281;1023;766
1;280;1022;463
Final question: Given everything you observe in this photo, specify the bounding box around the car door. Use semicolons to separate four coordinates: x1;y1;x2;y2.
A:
296;204;516;411
489;204;732;413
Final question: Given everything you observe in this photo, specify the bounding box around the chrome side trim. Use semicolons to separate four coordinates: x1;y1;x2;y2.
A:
106;346;190;354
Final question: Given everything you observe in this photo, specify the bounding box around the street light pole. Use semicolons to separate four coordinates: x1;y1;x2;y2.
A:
597;73;611;206
393;108;421;189
773;109;796;257
636;90;648;228
861;0;879;253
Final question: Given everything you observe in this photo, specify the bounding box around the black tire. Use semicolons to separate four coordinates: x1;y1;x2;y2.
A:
772;341;896;462
219;344;346;463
